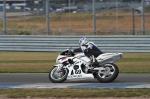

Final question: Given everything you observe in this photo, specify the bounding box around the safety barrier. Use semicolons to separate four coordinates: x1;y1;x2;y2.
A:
0;35;150;52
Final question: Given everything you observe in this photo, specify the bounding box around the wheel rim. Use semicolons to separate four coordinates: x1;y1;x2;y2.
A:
98;64;115;79
50;67;68;81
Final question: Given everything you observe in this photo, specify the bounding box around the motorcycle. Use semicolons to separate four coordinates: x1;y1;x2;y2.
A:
49;48;123;83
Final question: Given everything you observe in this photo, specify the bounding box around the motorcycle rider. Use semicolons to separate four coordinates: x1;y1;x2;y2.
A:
73;37;103;67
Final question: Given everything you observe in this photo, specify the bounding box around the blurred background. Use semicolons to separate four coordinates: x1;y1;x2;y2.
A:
0;0;149;35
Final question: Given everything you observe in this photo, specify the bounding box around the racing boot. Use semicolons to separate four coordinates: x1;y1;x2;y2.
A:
89;55;99;68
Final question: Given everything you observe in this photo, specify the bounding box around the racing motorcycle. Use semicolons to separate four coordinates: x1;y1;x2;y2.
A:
49;48;123;83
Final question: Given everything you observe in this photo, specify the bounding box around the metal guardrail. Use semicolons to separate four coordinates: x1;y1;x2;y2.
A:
0;35;150;52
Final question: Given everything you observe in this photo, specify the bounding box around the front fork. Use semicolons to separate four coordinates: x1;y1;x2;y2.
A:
55;64;64;72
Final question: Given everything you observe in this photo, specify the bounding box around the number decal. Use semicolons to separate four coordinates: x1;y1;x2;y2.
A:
75;70;81;74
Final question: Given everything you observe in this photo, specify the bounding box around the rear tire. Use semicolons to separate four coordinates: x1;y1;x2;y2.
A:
49;66;68;83
96;63;119;83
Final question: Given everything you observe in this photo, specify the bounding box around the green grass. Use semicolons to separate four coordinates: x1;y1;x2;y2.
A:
0;52;150;73
0;88;150;98
0;52;57;73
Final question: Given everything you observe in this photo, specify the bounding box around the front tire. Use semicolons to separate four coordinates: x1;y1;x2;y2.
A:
49;66;68;83
96;63;119;83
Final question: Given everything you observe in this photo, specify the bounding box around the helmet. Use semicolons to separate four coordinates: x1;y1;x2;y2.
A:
79;37;88;46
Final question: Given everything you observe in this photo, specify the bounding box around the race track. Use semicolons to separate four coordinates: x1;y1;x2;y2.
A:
0;73;150;88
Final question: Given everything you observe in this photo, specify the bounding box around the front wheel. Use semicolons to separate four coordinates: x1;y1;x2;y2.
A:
49;66;68;83
96;63;119;83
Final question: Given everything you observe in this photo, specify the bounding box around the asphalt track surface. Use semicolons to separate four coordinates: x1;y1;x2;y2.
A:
0;73;150;83
1;73;150;88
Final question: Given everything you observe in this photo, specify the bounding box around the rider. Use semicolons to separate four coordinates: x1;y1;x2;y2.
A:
73;37;103;67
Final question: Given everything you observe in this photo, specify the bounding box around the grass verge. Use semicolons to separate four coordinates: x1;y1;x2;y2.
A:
0;88;150;98
0;52;150;73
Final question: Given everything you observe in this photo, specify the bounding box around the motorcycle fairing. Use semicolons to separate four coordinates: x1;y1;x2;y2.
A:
66;62;94;79
96;53;123;66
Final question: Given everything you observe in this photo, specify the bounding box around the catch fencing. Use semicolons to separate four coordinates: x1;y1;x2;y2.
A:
0;35;150;52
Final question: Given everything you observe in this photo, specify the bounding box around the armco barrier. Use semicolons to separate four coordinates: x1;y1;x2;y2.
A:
0;35;150;52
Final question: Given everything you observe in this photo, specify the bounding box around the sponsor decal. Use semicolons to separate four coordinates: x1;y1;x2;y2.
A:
68;74;82;78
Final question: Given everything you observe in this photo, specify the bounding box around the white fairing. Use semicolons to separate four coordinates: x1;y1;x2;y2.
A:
67;60;94;79
56;55;67;64
74;53;123;65
55;52;123;80
96;53;123;65
74;53;90;62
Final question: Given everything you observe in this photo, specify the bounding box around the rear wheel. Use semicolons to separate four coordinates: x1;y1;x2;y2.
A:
96;63;119;83
49;66;68;83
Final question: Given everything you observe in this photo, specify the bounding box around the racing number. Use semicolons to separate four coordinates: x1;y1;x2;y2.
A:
75;70;81;74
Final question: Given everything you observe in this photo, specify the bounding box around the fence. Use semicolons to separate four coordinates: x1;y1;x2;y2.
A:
0;35;150;52
1;28;150;35
1;1;150;35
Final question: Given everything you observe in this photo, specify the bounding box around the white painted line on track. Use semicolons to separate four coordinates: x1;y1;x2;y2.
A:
11;83;85;88
9;83;150;89
126;84;150;88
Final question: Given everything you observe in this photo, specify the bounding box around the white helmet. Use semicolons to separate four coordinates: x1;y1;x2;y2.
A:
79;37;88;46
